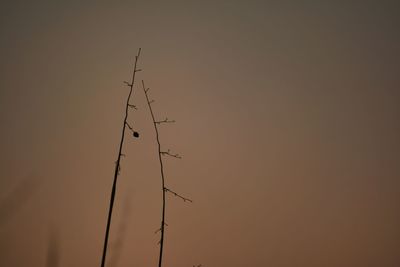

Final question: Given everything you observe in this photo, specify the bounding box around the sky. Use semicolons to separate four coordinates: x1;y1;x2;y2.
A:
0;1;399;267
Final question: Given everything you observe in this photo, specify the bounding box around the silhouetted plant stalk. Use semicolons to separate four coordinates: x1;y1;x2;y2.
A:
100;48;142;267
142;80;192;267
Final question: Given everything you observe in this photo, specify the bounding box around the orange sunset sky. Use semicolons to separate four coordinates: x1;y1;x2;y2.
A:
1;1;399;267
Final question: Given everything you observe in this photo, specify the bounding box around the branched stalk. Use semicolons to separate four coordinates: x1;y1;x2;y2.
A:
142;80;191;267
100;48;141;267
142;80;167;267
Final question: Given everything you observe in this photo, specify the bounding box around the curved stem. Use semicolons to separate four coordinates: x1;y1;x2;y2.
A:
142;80;166;267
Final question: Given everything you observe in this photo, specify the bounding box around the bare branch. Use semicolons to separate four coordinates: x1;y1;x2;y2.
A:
101;47;142;267
123;81;132;87
142;79;190;267
164;187;193;203
155;117;176;124
125;122;135;132
125;122;139;138
160;149;181;159
128;104;137;110
125;122;133;130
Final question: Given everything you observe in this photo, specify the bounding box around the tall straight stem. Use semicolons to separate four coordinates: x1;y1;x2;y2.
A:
142;80;166;267
100;48;141;267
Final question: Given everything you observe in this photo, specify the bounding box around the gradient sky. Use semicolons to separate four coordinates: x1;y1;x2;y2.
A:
1;1;399;267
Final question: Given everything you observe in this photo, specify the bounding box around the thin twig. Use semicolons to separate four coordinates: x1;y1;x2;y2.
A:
128;104;137;110
100;48;141;267
155;118;175;124
154;222;168;234
160;149;182;159
164;187;193;203
142;79;191;267
142;80;167;267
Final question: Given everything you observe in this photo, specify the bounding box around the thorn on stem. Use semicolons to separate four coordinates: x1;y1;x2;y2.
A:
128;104;137;110
123;81;132;87
155;117;176;124
160;149;181;159
164;187;193;203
